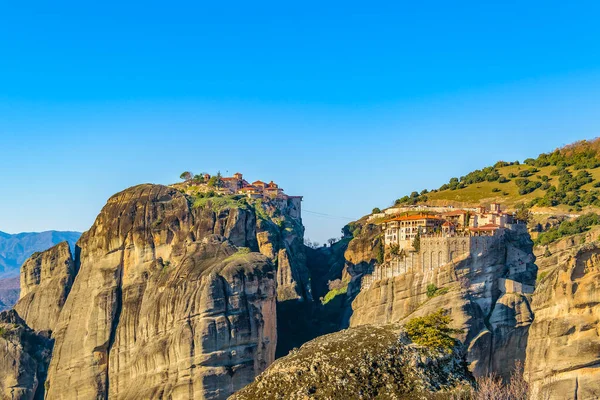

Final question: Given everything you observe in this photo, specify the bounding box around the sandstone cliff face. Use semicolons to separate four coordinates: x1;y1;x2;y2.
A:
350;226;536;380
14;242;75;332
40;185;282;400
526;233;600;400
230;324;472;400
0;310;52;400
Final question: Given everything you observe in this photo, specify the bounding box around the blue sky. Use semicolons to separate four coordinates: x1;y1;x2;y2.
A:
1;1;600;243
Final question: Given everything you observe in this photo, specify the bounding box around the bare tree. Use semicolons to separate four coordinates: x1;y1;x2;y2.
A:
328;279;344;291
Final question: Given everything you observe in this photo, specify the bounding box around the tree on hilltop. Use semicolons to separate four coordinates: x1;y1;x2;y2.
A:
180;171;193;181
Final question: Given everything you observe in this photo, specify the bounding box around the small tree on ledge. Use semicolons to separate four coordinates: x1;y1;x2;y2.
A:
412;232;421;252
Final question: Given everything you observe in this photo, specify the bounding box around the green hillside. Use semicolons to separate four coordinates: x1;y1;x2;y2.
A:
395;138;600;213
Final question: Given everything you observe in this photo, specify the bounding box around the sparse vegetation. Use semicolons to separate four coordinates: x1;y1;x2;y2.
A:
535;213;600;246
224;247;253;263
192;194;248;211
389;139;600;211
536;271;549;283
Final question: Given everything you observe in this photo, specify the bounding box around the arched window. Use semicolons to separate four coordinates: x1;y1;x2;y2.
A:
422;252;426;271
438;251;443;267
430;251;435;270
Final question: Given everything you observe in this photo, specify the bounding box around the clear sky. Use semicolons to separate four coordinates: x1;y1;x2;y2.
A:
1;1;600;243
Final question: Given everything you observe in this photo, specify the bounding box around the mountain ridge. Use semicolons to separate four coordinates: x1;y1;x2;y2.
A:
0;230;81;278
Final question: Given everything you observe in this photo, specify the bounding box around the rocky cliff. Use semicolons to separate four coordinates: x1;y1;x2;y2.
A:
230;324;472;400
0;184;313;400
0;230;80;279
350;225;536;380
526;229;600;399
14;242;76;332
42;185;284;399
0;310;52;400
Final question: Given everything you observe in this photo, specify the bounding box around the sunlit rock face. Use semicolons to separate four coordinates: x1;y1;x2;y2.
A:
526;235;600;400
350;225;537;380
40;185;281;399
15;241;76;333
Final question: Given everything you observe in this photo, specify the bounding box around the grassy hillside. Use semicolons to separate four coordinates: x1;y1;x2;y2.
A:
395;138;600;214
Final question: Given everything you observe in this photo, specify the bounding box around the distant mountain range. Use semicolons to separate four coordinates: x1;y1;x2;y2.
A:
0;230;81;311
0;230;81;278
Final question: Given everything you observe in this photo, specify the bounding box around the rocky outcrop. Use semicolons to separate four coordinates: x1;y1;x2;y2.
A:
38;185;281;400
350;225;536;380
14;242;75;332
526;236;600;399
0;231;80;278
0;310;52;400
230;324;472;400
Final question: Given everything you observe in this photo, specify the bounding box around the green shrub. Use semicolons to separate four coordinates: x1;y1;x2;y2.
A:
405;309;462;353
426;283;438;298
321;284;348;305
0;327;7;338
426;283;448;298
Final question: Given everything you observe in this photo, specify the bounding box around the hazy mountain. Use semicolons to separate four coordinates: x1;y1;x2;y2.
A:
0;230;81;278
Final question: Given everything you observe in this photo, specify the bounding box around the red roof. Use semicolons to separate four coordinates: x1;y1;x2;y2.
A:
253;180;266;185
442;221;454;227
239;186;258;191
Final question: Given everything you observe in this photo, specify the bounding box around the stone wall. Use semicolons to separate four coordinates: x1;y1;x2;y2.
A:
362;234;502;290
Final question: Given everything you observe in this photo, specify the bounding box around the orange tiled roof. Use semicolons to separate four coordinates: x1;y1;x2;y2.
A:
442;221;454;227
253;180;265;185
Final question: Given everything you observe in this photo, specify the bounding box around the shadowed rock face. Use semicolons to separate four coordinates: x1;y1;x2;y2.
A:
526;236;600;400
36;185;284;400
230;324;472;400
14;242;75;333
0;310;52;400
350;225;537;380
